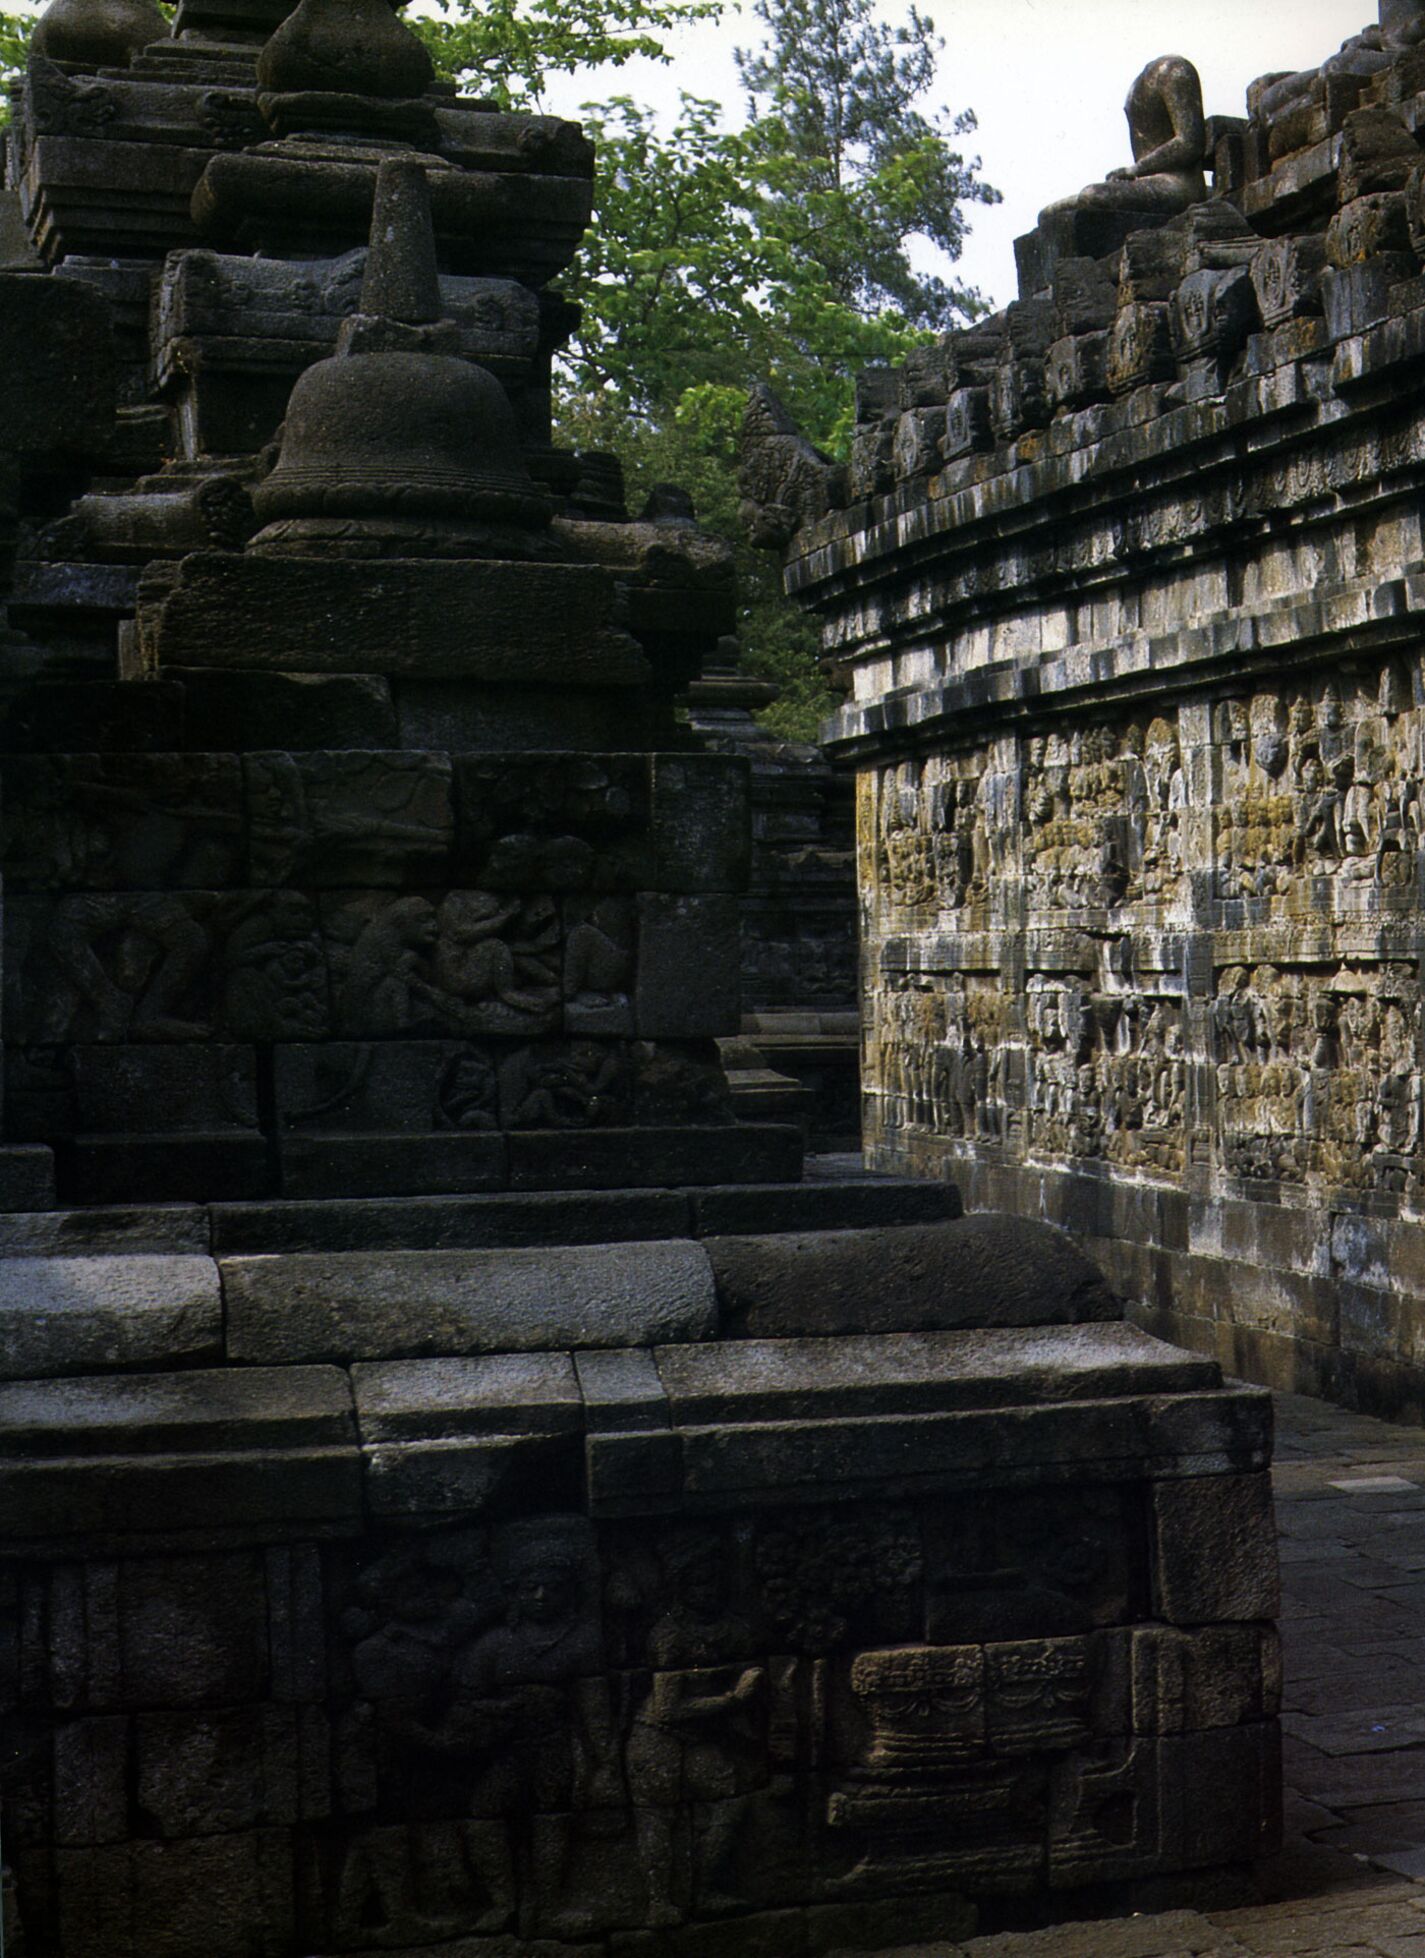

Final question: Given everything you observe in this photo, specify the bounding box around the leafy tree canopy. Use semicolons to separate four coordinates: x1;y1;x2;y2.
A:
413;0;720;112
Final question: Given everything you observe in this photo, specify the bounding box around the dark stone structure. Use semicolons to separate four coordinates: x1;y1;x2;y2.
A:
685;640;860;1149
0;2;1278;1950
759;3;1425;1422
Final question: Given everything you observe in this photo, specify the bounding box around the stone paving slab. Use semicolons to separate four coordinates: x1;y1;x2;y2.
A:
861;1392;1425;1958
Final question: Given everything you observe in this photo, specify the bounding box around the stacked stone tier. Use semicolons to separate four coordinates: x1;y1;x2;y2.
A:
0;1195;1280;1952
780;17;1425;1421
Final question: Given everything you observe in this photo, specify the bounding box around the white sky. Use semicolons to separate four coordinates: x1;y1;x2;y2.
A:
533;0;1379;311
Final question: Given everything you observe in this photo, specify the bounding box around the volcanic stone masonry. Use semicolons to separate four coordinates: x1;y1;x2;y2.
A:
751;0;1425;1425
0;1;1279;1951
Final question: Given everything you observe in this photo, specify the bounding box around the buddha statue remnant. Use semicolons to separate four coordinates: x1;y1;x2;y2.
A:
1040;55;1208;225
1257;1;1425;122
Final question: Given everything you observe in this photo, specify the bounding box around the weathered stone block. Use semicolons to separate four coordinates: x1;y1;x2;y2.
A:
53;1717;128;1846
1171;266;1258;362
1045;332;1111;414
0;1368;360;1539
942;386;994;459
353;1353;583;1443
64;1133;272;1206
1326;190;1413;266
1150;1473;1280;1625
649;754;751;893
0;1254;221;1381
892;406;945;482
634;894;741;1038
245;750;453;887
145;555;651;687
1108;302;1174;395
453;753;653;892
1132;1624;1279;1732
57;1831;294;1958
990;358;1048;441
172;669;399;753
71;1044;258;1135
707;1216;1119;1339
1322;252;1417;334
848;415;897;499
133;1705;327;1836
688;1176;962;1237
2;753;243;892
278;1131;509;1199
221;1240;719;1364
1336;106;1421;204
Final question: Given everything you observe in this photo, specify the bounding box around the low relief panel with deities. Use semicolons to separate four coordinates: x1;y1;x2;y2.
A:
1027;980;1186;1174
1213;962;1423;1190
309;1492;1165;1930
871;748;1008;920
1023;718;1186;915
867;976;1008;1143
454;754;653;892
322;1518;628;1943
5;888;330;1045
245;752;454;889
325;891;562;1039
274;1035;729;1137
2;753;244;892
1215;667;1422;905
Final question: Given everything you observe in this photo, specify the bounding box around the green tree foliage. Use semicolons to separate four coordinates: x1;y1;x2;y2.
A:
0;11;30;81
735;0;994;328
551;0;998;734
413;0;720;111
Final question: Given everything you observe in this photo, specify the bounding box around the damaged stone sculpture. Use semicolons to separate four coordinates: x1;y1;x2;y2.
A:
1040;55;1209;225
0;1;1279;1952
755;1;1425;1427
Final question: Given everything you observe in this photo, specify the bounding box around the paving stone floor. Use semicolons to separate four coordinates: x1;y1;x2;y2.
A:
861;1390;1425;1958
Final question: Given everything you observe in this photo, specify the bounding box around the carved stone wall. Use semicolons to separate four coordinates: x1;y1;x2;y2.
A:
785;10;1425;1420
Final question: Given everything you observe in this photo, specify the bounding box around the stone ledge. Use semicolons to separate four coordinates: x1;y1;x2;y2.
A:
824;571;1425;760
221;1238;720;1365
0;1253;222;1381
589;1389;1273;1516
0;1364;360;1540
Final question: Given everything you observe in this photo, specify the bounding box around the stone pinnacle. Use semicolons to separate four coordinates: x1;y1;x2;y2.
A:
361;159;443;327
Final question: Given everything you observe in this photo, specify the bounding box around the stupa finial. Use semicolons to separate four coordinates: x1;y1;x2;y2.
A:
361;158;443;328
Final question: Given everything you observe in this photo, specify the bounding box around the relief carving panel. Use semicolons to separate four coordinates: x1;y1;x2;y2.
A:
1215;668;1422;908
1213;961;1423;1190
1027;979;1186;1174
1023;718;1186;915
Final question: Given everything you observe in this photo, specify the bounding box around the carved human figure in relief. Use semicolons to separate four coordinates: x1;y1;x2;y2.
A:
625;1531;763;1927
1039;56;1207;225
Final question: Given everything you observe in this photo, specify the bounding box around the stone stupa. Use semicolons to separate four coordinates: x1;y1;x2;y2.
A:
0;3;1279;1951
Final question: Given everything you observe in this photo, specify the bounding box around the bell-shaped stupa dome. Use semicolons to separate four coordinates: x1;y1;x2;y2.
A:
31;0;169;66
256;0;434;99
250;159;551;555
252;352;547;527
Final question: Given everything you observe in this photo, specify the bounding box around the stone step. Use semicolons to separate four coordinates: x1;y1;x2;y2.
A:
0;1325;1270;1545
203;1171;962;1253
